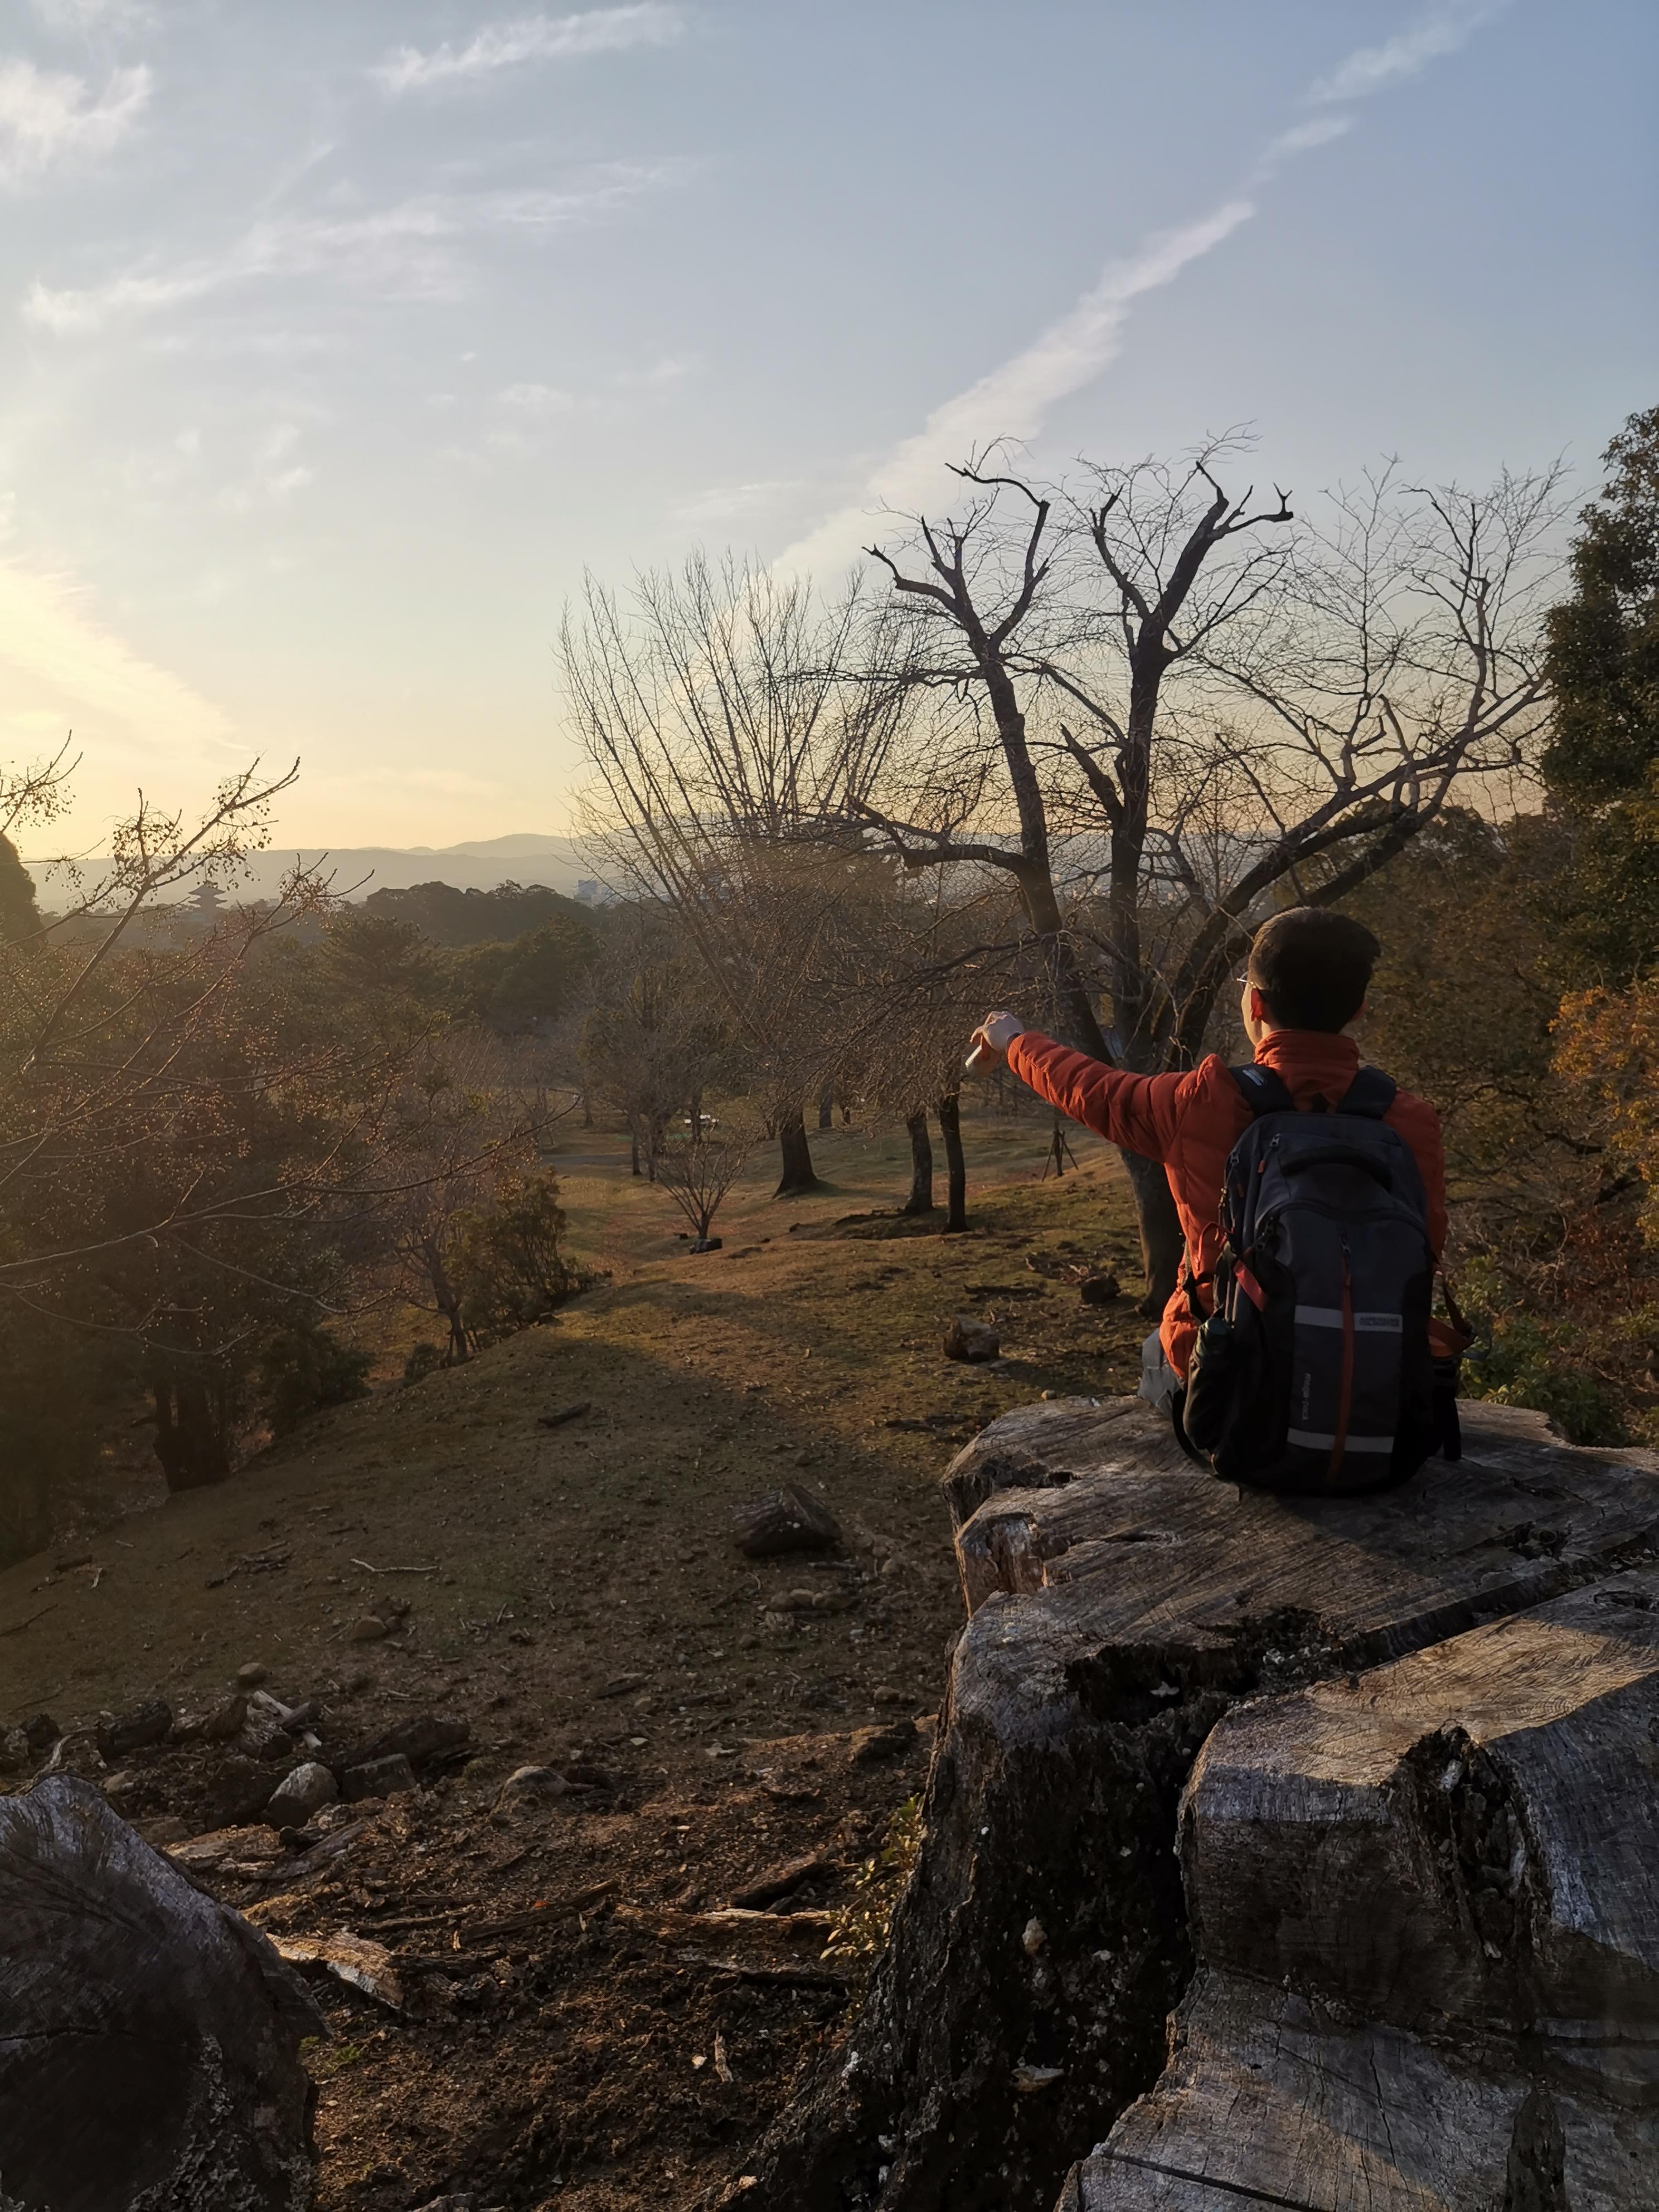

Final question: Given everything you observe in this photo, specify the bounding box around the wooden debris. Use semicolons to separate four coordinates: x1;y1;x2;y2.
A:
615;1902;844;1986
730;1852;836;1910
732;1483;842;1559
271;1929;405;2013
537;1400;592;1429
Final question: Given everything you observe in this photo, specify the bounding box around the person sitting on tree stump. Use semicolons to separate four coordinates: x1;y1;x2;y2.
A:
972;908;1466;1494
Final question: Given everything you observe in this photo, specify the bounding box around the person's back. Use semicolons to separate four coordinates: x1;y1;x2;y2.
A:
972;908;1463;1492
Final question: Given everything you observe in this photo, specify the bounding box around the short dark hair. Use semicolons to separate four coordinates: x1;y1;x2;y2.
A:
1246;907;1380;1033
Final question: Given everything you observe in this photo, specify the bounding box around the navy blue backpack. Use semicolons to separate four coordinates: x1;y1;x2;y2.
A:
1179;1063;1447;1495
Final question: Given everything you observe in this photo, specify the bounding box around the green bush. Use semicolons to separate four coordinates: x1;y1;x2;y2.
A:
1458;1258;1628;1447
258;1326;372;1436
453;1172;595;1345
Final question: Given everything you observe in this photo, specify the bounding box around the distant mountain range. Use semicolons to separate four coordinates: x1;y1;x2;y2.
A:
26;833;603;906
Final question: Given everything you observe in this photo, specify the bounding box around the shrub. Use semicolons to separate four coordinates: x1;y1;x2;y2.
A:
258;1326;373;1437
1458;1258;1629;1447
453;1172;595;1345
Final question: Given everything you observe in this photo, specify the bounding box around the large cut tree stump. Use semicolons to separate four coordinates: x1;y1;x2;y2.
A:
1071;1568;1659;2208
731;1396;1659;2212
0;1776;322;2211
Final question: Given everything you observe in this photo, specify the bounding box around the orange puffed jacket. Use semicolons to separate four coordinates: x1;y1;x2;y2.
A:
1005;1027;1449;1379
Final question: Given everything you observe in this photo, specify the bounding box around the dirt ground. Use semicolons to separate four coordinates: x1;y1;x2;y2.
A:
0;1099;1149;2211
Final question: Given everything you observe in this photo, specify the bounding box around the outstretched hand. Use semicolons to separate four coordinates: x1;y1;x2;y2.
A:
969;1011;1026;1062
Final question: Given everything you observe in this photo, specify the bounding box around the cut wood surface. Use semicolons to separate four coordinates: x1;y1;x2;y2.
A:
0;1776;322;2212
733;1396;1659;2212
1068;1570;1659;2206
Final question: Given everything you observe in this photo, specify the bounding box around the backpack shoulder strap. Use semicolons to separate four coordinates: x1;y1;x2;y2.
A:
1230;1063;1296;1119
1336;1065;1398;1120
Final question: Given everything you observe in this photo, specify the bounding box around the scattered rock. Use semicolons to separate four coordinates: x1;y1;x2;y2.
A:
872;1686;907;1706
264;1761;339;1829
172;1690;246;1744
200;1753;278;1827
1078;1272;1120;1306
348;1614;389;1643
342;1752;418;1802
95;1699;173;1763
493;1764;569;1809
732;1484;842;1559
333;1715;470;1775
944;1316;1000;1364
848;1721;920;1766
235;1663;268;1689
133;1815;191;1847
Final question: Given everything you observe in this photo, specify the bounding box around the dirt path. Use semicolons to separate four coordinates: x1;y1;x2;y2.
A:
0;1107;1147;2210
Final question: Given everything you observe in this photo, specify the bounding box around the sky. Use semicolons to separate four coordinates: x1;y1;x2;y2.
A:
1;0;1655;852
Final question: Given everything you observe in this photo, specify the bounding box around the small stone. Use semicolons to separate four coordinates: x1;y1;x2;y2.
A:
342;1752;418;1802
134;1814;192;1847
943;1315;1000;1364
1078;1272;1120;1306
172;1690;247;1744
265;1761;340;1828
1022;1917;1047;1955
494;1764;569;1807
95;1698;172;1762
236;1663;269;1688
348;1615;389;1643
848;1721;920;1766
872;1686;906;1706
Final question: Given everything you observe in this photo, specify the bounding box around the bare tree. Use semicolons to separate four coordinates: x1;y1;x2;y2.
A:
654;1126;754;1248
566;552;908;1194
848;445;1564;1305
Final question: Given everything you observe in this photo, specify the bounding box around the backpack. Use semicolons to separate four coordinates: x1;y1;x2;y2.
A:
1178;1063;1441;1496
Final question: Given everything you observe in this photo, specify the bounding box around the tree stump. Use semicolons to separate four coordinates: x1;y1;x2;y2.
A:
0;1776;322;2211
731;1397;1659;2212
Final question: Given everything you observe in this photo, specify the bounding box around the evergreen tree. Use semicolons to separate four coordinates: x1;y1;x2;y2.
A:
1543;405;1659;979
0;833;40;943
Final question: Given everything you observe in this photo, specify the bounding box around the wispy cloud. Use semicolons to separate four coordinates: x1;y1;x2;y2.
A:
1308;1;1506;104
0;56;149;185
217;422;314;512
773;1;1513;580
30;0;159;37
0;557;235;773
372;4;685;95
23;166;682;334
773;201;1253;576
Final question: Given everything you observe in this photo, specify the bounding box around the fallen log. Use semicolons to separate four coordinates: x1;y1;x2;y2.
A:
0;1776;322;2211
731;1396;1659;2212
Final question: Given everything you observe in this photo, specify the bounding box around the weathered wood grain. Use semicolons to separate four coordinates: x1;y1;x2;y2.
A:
0;1776;322;2211
1073;1568;1659;2205
731;1398;1659;2212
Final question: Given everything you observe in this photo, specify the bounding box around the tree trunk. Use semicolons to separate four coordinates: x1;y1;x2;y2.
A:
818;1085;834;1132
774;1111;821;1197
149;1369;233;1492
629;1124;641;1177
423;1241;472;1365
937;1090;967;1233
902;1111;935;1215
739;1398;1659;2212
0;1777;323;2212
1120;1152;1183;1317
